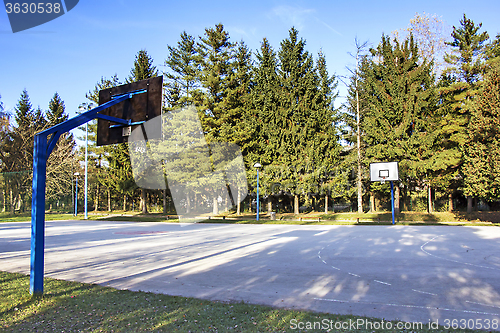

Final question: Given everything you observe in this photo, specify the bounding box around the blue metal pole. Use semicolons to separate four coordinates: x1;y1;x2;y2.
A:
84;122;88;220
390;181;395;225
256;169;260;221
75;177;78;216
30;134;48;295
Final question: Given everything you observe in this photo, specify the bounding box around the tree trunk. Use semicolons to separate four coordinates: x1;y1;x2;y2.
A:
394;184;400;214
356;52;363;214
357;162;363;213
141;189;148;214
186;191;190;214
213;196;219;215
370;192;375;212
107;189;111;212
267;197;272;213
2;189;6;212
428;185;433;213
448;193;453;212
294;195;299;215
467;196;473;213
10;189;14;214
324;194;329;214
163;190;167;214
94;183;99;211
236;189;241;215
123;195;127;211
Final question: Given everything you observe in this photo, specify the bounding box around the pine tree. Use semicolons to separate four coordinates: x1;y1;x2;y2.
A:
312;51;342;213
164;31;201;107
125;49;158;213
7;90;47;212
127;50;159;83
462;56;500;201
343;39;370;213
251;38;278;167
196;23;235;214
362;34;436;214
196;23;235;144
249;38;279;212
439;14;489;212
45;93;75;207
444;14;489;86
263;28;337;214
84;75;121;211
221;41;255;214
485;34;500;61
46;92;68;125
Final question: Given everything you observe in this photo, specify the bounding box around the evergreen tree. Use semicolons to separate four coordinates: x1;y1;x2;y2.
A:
123;49;158;213
46;92;68;125
249;38;279;212
84;75;121;211
260;28;338;214
196;23;235;214
444;14;489;85
362;34;436;213
251;38;278;167
6;90;47;212
312;51;342;213
45;93;75;206
439;14;489;212
485;34;500;61
220;41;254;146
164;31;201;107
196;23;235;144
462;54;500;201
127;50;159;83
343;39;370;212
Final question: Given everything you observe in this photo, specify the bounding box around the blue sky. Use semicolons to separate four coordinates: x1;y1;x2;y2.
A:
1;0;499;134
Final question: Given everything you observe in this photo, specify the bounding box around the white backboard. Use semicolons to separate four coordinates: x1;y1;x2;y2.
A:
370;162;399;182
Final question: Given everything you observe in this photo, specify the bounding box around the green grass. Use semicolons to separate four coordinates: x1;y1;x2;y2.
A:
0;271;482;332
3;210;500;226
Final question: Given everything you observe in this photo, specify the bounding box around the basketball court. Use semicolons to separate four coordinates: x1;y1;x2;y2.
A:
2;220;500;325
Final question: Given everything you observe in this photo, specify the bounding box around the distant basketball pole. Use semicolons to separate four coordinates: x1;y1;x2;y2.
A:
369;162;399;225
30;91;146;295
390;181;395;225
254;163;262;221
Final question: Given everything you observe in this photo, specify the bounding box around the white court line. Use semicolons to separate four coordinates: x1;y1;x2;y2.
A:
421;235;500;271
412;289;437;296
314;298;500;316
348;272;361;277
466;300;500;309
373;280;391;286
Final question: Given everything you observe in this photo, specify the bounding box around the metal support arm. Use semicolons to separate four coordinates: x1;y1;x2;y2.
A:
30;90;145;294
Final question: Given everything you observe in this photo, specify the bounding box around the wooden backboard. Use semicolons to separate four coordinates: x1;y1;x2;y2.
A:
97;76;162;146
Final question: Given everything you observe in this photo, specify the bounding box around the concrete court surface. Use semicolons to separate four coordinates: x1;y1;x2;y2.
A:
2;220;500;326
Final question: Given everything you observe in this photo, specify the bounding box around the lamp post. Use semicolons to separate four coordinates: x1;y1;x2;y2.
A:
79;103;94;220
253;163;262;221
74;172;79;216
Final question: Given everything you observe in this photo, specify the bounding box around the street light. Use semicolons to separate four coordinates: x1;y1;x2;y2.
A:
253;163;262;221
74;172;79;216
79;103;94;220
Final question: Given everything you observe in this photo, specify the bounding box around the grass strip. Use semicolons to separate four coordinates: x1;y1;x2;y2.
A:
0;271;482;332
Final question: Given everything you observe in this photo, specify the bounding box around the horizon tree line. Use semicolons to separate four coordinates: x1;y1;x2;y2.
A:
0;13;499;215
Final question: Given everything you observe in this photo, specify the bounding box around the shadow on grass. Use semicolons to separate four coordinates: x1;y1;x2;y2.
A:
452;211;500;223
1;271;365;333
